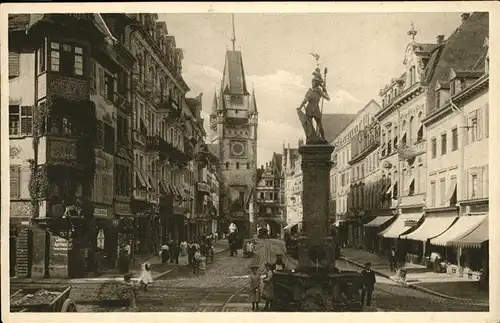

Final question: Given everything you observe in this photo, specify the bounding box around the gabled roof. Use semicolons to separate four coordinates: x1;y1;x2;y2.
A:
322;113;358;143
222;51;249;95
426;12;489;113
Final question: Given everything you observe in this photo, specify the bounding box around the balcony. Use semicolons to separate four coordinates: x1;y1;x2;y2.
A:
113;91;132;114
146;135;160;151
398;140;426;160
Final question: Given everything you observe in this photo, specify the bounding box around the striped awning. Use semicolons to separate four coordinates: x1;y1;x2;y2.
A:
400;216;457;241
378;213;423;238
430;215;487;247
449;216;488;248
364;216;394;228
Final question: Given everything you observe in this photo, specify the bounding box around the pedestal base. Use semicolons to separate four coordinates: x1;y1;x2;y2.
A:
295;236;337;274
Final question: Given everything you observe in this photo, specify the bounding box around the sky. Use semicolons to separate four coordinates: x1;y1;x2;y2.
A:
159;12;463;166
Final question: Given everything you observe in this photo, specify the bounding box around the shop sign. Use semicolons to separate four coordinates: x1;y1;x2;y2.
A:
197;181;210;194
404;220;418;227
95;208;108;217
53;236;72;257
115;203;132;215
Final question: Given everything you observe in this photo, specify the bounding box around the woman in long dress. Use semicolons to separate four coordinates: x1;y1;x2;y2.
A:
262;263;274;310
249;265;261;311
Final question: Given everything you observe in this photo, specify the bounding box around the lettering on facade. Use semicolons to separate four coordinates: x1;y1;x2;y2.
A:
95;208;108;217
53;236;72;257
49;140;77;162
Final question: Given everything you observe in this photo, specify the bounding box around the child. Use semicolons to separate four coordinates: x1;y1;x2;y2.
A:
249;265;261;311
139;262;154;291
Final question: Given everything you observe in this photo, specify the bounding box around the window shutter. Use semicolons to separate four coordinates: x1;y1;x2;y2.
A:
476;108;483;140
99;67;105;96
10;166;21;198
484;104;489;138
9;52;20;77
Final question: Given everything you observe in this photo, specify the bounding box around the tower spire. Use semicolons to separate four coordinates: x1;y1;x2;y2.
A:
231;13;236;51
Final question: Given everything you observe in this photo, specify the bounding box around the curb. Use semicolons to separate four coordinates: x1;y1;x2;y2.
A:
340;256;489;305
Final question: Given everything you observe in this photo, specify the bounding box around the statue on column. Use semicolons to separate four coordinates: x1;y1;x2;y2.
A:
297;67;331;144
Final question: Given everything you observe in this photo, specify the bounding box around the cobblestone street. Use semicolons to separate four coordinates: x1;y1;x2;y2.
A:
78;239;489;312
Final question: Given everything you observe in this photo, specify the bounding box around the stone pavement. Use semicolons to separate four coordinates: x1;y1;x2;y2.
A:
340;248;489;303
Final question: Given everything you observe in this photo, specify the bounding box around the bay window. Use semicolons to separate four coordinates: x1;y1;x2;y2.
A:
50;41;84;76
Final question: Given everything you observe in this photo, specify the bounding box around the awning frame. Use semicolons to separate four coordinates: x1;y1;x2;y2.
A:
449;216;488;248
400;216;457;242
135;169;148;188
430;214;487;247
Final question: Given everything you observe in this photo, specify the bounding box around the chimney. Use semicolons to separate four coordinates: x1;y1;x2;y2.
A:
437;35;445;44
461;13;470;23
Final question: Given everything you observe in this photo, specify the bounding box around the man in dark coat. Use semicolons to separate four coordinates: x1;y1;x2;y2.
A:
361;262;376;307
389;246;397;272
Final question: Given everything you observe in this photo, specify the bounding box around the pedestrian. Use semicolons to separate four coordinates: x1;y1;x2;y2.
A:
249;264;261;311
188;241;196;266
139;262;154;291
160;244;170;264
168;239;175;263
389;246;397;272
119;247;131;274
261;263;274;310
171;240;180;265
361;262;376;307
180;240;188;257
193;247;202;275
430;251;442;273
272;254;286;271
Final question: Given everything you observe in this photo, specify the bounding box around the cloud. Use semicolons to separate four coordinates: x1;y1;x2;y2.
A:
182;64;364;165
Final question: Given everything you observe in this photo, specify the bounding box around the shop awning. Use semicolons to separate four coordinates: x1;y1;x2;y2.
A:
430;215;487;247
364;216;394;228
284;221;300;230
135;169;147;188
386;182;396;195
160;180;170;195
449;216;488;248
147;175;155;190
445;178;457;207
378;213;423;238
400;216;457;241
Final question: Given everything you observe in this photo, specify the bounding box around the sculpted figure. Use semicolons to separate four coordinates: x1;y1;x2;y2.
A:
297;68;331;144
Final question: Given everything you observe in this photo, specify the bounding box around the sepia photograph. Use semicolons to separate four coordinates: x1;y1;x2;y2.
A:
1;3;497;320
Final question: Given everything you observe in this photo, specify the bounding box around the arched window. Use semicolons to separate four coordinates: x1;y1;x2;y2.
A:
409;116;415;144
236;162;240;169
417;124;424;142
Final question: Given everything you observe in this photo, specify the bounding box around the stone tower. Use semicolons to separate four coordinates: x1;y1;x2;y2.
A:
209;48;258;235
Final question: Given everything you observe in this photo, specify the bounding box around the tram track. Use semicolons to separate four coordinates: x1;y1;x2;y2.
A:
193;238;273;312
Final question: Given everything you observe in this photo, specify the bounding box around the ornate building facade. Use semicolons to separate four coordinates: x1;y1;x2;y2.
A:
255;153;284;238
9;14;134;278
209;42;258;237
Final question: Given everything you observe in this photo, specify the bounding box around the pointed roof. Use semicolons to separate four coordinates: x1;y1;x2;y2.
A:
211;89;218;114
425;12;489;114
222;51;249;95
322;113;358;143
250;88;258;113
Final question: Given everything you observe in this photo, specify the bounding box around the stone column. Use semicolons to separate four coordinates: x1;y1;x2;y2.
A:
296;144;336;272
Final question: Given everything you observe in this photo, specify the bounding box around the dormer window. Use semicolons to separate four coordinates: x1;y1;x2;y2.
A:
451;78;465;96
435;90;441;108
